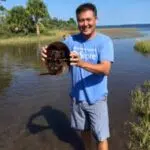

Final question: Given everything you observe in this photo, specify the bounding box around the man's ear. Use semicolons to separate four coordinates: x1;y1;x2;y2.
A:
96;16;98;24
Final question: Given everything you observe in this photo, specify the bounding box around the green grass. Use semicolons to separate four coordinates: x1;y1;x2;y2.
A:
0;28;142;46
134;40;150;53
129;80;150;150
0;30;70;46
131;80;150;117
129;119;150;150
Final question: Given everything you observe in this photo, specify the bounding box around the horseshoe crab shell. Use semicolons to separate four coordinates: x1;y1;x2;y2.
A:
45;41;70;75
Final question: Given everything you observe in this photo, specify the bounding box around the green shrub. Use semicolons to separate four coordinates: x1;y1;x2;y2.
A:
134;40;150;53
131;80;150;117
129;119;150;150
129;80;150;150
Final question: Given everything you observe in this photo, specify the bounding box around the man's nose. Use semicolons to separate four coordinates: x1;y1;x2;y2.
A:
83;20;88;26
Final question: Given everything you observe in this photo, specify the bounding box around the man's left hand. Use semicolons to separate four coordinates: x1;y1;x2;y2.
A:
70;51;84;67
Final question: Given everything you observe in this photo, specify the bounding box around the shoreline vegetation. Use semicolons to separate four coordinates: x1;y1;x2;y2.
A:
134;40;150;53
129;80;150;150
0;28;143;46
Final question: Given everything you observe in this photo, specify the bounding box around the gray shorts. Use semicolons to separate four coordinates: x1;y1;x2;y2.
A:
71;97;110;142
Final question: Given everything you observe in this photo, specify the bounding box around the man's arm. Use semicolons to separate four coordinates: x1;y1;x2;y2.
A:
70;52;112;76
79;60;112;75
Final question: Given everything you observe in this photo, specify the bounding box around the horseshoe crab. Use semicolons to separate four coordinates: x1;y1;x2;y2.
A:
41;41;70;75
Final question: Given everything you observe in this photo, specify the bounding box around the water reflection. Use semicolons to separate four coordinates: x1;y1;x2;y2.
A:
0;44;41;69
0;43;43;93
0;63;12;93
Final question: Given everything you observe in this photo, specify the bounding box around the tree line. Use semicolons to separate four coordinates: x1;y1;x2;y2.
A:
0;0;77;36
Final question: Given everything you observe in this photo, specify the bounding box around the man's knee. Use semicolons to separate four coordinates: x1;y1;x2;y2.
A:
97;139;108;150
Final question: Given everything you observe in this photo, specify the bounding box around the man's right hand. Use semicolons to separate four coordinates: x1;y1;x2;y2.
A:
41;46;48;62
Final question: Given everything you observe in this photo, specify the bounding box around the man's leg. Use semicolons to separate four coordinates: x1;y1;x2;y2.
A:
70;99;110;150
81;131;109;150
81;130;92;150
84;98;110;150
97;140;108;150
71;100;91;150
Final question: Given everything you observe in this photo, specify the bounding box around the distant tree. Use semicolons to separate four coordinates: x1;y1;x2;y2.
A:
0;5;8;35
0;5;5;11
67;18;76;25
0;5;7;23
0;0;77;35
0;0;6;20
6;6;34;34
67;17;77;29
47;17;77;30
26;0;50;35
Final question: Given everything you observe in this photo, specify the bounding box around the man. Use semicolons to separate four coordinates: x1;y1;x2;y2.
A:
41;3;114;150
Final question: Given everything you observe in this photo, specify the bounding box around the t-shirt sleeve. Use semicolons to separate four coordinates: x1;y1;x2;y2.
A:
99;38;114;63
62;36;72;51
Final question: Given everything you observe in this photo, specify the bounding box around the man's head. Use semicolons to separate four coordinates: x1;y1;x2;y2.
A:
76;3;97;37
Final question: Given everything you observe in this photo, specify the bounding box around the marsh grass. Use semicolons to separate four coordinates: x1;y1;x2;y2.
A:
134;40;150;53
0;30;70;46
0;28;142;46
129;119;150;150
129;80;150;150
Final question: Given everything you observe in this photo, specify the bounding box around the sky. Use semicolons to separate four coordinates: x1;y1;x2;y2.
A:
2;0;150;25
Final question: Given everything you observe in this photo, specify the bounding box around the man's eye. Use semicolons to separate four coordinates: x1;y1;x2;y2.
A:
86;18;91;21
79;19;84;23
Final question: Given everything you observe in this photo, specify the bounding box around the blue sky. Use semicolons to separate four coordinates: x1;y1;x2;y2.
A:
2;0;150;25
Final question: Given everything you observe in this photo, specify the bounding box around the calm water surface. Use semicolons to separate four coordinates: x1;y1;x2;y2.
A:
0;36;150;150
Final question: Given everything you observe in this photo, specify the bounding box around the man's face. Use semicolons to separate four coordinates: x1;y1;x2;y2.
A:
77;10;97;36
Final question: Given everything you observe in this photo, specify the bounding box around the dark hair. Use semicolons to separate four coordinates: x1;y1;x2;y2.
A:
76;3;97;17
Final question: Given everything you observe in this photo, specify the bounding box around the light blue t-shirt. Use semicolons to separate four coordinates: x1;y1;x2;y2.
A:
63;33;114;104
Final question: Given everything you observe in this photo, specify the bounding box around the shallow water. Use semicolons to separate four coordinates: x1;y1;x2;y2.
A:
0;36;150;150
